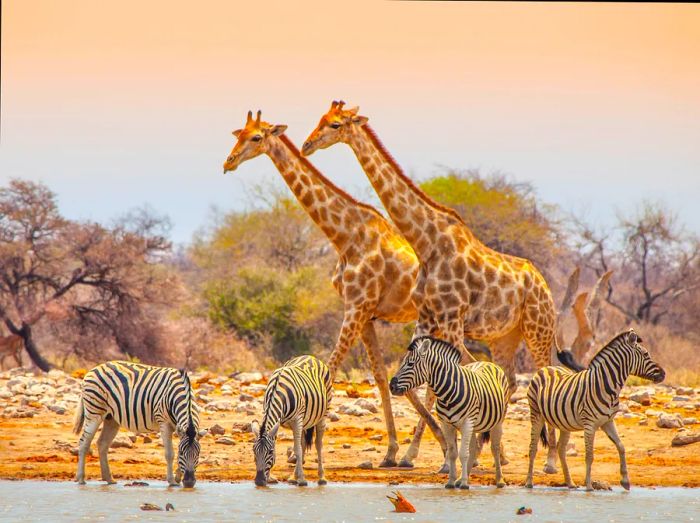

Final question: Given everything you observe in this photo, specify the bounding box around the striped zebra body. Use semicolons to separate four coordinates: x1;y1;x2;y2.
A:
251;355;332;487
390;336;509;489
73;361;201;487
526;329;665;491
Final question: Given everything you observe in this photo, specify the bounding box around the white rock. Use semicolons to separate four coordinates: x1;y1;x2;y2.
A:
354;398;378;413
110;435;134;449
656;413;684;429
234;372;263;383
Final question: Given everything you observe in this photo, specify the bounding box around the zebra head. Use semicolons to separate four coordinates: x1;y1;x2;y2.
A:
175;369;201;488
625;330;665;383
390;337;459;395
251;419;280;487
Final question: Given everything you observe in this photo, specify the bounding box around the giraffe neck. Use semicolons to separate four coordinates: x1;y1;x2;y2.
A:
346;124;472;260
266;135;364;252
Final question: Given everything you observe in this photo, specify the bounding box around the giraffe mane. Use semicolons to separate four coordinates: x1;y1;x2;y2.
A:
360;125;466;225
278;134;385;219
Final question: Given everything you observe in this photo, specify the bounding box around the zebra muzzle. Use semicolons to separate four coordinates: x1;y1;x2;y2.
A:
389;377;404;396
254;470;267;487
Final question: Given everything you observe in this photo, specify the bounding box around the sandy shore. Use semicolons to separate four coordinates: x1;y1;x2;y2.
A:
1;369;699;488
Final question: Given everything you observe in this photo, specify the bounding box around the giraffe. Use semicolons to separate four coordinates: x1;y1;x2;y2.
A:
223;110;451;467
302;101;583;471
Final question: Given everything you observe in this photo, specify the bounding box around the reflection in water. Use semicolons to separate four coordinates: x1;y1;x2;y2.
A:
0;481;697;522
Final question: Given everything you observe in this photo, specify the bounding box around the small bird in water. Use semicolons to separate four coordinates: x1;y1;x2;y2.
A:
139;503;175;511
516;506;533;515
387;491;416;513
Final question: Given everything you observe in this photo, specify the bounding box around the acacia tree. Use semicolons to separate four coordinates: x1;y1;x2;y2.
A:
573;201;700;326
0;179;177;371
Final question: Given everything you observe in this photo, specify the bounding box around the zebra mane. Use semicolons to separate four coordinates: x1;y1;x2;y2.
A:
180;368;196;439
408;336;461;363
260;372;282;437
587;330;635;367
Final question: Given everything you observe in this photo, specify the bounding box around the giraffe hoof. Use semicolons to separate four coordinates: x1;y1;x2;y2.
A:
621;480;630;491
78;480;86;486
397;459;414;469
379;458;398;468
543;464;558;475
437;463;449;475
459;483;470;490
496;481;506;489
297;480;308;487
445;483;455;489
525;481;533;489
318;479;327;486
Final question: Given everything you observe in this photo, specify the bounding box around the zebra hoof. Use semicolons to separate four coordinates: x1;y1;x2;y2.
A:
496;481;506;489
297;480;308;487
525;481;533;489
568;484;579;489
500;456;510;466
288;479;297;485
397;459;414;469
459;484;470;490
287;454;297;464
437;463;449;475
543;464;558;475
621;480;630;491
78;480;86;485
318;479;327;486
379;458;398;468
444;483;455;489
103;479;116;485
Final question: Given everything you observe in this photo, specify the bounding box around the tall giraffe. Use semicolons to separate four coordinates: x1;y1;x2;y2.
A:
223;110;449;466
302;101;583;470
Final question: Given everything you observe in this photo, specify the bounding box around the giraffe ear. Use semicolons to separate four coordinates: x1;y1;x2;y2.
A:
232;129;243;137
269;125;287;136
351;115;368;126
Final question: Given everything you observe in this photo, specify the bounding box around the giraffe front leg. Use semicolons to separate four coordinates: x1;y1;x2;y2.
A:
315;420;327;486
601;420;630;490
361;321;398;468
161;424;178;487
291;417;307;487
400;389;447;471
96;417;120;484
76;416;102;485
583;425;596;491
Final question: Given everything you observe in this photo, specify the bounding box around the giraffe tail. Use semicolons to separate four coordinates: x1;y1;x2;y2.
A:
556;349;585;372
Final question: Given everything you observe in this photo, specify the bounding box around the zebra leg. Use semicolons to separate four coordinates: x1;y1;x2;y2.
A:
583;425;596;491
361;322;399;468
525;416;544;488
97;417;120;484
161;424;178;486
457;423;475;490
76;416;102;485
556;429;576;488
291;417;307;487
441;421;458;488
601;420;630;490
491;423;506;488
543;424;559;474
315;420;327;485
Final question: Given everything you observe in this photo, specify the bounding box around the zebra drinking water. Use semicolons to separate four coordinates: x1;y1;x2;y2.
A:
390;336;510;489
251;355;332;487
525;329;665;491
73;361;201;487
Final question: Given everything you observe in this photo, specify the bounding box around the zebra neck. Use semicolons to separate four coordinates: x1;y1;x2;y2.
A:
426;358;464;404
588;356;629;401
261;394;285;435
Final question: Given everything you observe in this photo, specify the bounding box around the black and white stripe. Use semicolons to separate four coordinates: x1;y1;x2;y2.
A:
390;336;509;489
526;329;665;491
73;361;201;487
251;355;332;487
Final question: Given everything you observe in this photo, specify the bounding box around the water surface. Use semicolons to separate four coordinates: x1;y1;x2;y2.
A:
0;481;697;522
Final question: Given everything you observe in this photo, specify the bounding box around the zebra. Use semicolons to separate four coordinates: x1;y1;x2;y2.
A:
525;329;665;491
73;361;201;488
251;354;332;487
389;336;510;489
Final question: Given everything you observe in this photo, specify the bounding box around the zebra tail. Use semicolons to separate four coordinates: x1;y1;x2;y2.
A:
303;427;314;452
539;426;549;448
480;431;490;445
72;401;85;435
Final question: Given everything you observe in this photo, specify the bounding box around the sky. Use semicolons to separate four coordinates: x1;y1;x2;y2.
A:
2;1;699;244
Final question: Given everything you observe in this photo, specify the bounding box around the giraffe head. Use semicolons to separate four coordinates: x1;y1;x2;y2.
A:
223;110;288;173
301;100;368;156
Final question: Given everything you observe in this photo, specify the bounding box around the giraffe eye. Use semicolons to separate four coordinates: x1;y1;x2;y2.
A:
251;135;262;142
330;123;341;129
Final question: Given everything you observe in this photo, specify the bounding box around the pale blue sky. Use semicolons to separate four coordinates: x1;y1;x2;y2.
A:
2;1;699;244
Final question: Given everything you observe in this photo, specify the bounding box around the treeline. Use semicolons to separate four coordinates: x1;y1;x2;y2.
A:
1;174;698;382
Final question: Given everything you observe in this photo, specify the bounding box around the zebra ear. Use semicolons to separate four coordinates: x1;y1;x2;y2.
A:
627;329;640;344
250;420;260;438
